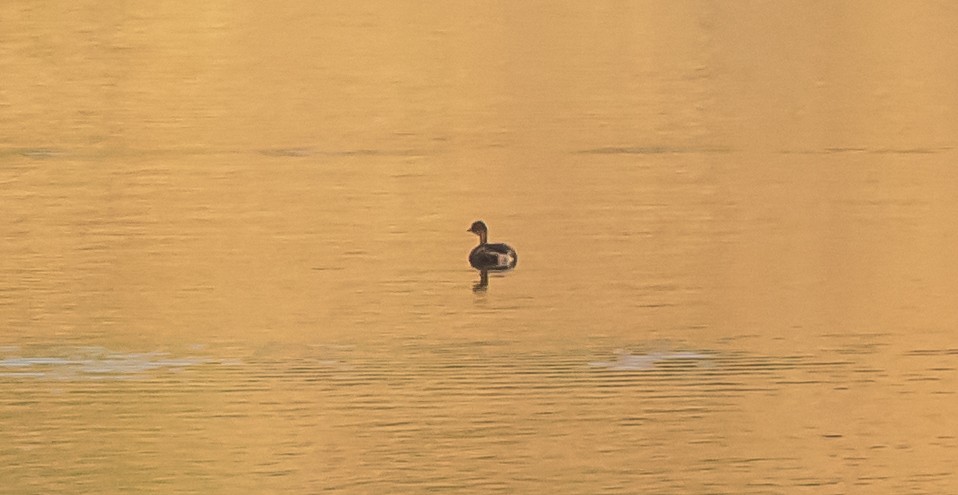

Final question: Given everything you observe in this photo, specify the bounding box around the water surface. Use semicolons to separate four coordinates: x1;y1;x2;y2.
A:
2;2;957;494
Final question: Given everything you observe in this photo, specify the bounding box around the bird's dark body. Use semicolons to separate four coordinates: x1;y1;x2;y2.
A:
469;243;518;270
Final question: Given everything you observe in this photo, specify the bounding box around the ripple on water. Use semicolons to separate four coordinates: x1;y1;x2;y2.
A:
0;346;233;381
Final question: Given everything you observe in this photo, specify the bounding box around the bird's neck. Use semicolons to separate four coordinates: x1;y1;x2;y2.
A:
477;232;487;244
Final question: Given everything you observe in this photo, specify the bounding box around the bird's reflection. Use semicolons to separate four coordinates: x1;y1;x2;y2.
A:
471;268;516;293
473;269;490;292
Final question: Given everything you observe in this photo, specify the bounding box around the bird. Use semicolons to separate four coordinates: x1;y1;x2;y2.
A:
467;220;517;270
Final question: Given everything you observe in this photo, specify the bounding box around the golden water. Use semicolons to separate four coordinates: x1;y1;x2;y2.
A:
2;3;957;493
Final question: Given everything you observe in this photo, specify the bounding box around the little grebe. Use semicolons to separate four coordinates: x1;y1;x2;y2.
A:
467;220;517;270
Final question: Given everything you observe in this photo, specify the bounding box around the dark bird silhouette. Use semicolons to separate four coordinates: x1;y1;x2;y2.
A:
467;220;517;271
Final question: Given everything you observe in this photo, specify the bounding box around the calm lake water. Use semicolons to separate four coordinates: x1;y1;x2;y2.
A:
2;3;957;494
